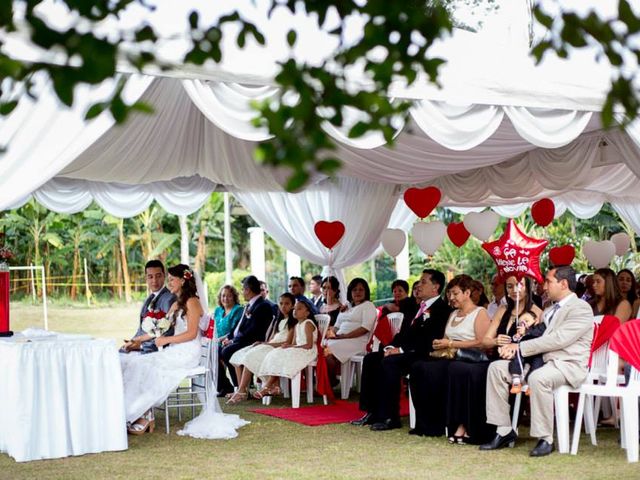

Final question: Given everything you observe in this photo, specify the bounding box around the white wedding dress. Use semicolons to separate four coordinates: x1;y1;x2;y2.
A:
120;311;201;423
122;274;249;439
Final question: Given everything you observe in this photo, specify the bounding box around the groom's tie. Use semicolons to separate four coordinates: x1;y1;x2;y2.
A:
140;292;157;320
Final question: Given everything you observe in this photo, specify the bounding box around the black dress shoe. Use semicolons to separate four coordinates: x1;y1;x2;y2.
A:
529;439;554;457
479;430;517;450
351;413;374;426
408;428;426;437
370;419;402;431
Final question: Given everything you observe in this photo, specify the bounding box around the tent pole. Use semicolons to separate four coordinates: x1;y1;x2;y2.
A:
179;215;189;265
224;193;232;284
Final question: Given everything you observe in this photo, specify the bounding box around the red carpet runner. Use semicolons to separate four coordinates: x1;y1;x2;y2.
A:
249;398;410;427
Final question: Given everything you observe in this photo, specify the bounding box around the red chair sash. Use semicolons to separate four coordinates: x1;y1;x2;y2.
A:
588;315;620;367
609;319;640;372
314;334;336;402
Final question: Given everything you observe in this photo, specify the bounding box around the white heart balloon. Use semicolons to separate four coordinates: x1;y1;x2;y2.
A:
463;210;500;241
610;232;631;256
381;228;406;257
583;240;616;268
412;221;446;255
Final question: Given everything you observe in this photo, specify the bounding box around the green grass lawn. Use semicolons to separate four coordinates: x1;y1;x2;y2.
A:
3;304;640;479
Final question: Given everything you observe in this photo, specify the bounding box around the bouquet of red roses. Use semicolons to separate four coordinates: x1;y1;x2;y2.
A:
141;308;172;337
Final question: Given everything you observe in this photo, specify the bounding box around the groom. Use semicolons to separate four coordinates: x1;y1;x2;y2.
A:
122;260;176;354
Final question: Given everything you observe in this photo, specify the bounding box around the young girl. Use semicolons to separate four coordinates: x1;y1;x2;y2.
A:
255;300;318;398
226;293;296;404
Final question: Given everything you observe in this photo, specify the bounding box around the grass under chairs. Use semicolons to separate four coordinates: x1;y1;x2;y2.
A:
5;304;640;479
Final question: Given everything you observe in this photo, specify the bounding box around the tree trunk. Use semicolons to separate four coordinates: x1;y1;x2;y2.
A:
70;234;80;300
194;220;207;274
118;219;132;303
115;245;123;300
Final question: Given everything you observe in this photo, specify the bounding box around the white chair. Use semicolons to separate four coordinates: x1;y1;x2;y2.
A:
571;349;640;462
154;334;214;434
263;314;331;408
348;312;405;394
340;317;379;399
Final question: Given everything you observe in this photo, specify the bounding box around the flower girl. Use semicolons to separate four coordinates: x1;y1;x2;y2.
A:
225;293;297;404
255;300;318;398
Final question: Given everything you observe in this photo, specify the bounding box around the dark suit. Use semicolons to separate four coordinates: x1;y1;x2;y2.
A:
218;295;275;391
359;296;452;424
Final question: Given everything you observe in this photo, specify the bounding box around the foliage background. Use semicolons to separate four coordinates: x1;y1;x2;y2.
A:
1;196;638;306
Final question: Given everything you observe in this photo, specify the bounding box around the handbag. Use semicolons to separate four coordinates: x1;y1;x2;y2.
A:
429;347;458;359
455;348;489;363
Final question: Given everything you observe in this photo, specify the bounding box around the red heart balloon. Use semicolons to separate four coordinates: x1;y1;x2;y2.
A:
403;186;441;219
314;221;345;250
447;222;470;248
531;198;555;227
549;245;575;266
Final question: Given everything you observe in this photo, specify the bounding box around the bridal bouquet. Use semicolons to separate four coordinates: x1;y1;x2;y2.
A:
142;309;172;338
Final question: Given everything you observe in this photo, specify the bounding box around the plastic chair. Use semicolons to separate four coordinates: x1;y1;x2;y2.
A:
263;314;331;408
571;321;640;462
340;317;379;399
154;333;213;434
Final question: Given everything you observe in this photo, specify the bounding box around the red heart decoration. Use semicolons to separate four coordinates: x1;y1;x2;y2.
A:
447;222;470;248
314;221;345;250
549;245;575;266
531;198;555;227
403;186;441;219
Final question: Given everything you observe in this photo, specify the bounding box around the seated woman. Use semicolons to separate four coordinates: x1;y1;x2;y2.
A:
255;300;318;397
470;280;490;308
409;274;491;443
319;276;342;326
372;279;411;348
617;269;640;318
120;264;203;435
226;292;296;404
482;276;543;394
591;268;632;321
213;285;243;344
323;278;377;385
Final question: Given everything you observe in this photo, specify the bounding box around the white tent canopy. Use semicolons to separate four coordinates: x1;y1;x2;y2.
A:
2;24;640;275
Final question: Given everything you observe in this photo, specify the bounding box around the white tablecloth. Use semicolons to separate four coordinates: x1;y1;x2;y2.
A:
0;334;128;462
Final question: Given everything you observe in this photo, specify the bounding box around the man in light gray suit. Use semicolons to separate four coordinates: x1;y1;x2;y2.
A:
480;265;593;457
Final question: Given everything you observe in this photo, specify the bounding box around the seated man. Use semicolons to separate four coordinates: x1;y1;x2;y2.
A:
121;259;175;354
218;275;274;395
288;276;318;315
353;269;452;431
480;265;593;457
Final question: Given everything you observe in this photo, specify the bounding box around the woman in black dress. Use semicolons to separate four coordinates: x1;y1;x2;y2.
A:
409;274;491;443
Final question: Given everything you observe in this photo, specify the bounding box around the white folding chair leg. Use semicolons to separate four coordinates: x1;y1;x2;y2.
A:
306;365;314;404
281;377;290;399
571;393;586;455
511;393;522;433
291;372;302;408
340;362;351;400
409;387;416;429
621;395;639;462
554;387;571;454
355;362;362;392
165;399;170;434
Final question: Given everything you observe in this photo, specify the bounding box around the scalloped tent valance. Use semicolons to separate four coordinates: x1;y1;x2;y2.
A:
3;26;640;273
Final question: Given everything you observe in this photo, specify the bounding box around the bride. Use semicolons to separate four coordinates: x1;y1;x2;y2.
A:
121;263;248;438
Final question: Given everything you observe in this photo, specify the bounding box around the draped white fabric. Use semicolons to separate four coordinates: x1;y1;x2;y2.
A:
0;75;153;211
234;178;399;270
0;336;127;462
19;176;216;217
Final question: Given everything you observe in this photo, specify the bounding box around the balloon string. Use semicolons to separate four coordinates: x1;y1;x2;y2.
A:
515;280;524;375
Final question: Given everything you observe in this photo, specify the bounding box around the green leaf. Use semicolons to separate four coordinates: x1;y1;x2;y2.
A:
188;11;199;29
286;29;297;47
0;100;18;115
85;102;106;120
285;170;309;192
